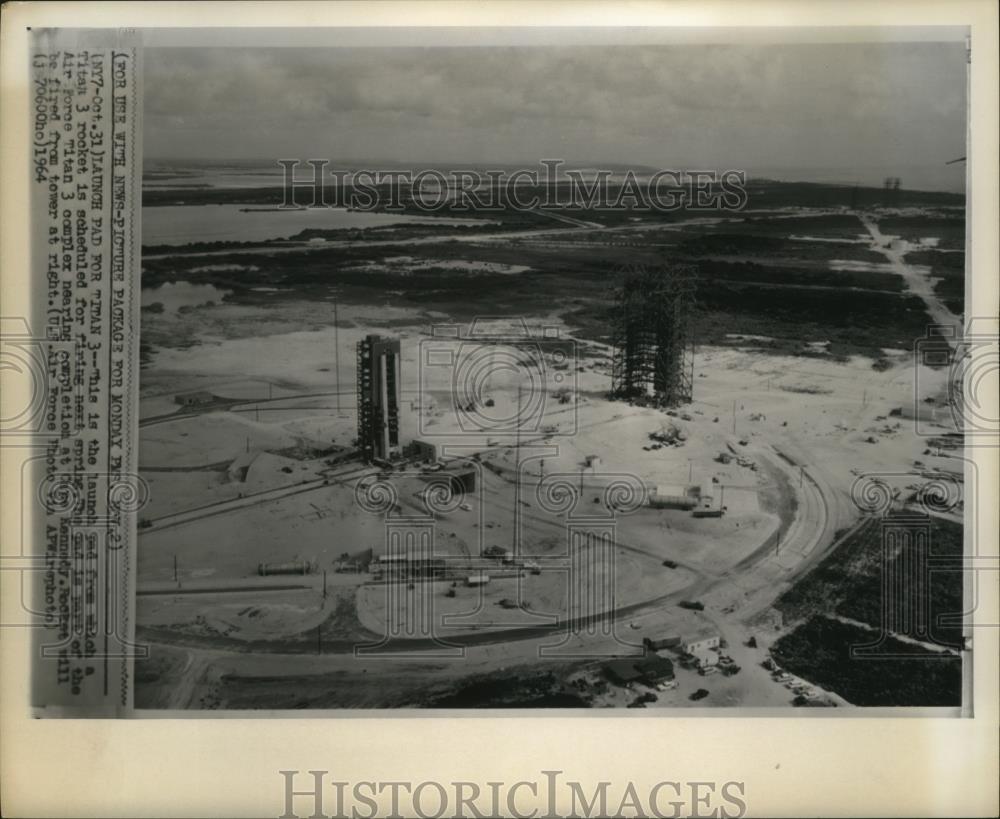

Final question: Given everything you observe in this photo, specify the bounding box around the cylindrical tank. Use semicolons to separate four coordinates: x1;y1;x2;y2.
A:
257;561;311;576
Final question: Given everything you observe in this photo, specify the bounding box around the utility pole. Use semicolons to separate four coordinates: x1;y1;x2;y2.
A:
333;299;341;413
323;569;327;599
799;466;804;487
173;554;178;583
512;383;521;556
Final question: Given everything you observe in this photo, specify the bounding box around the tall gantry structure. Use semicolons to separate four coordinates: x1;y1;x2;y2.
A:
357;334;402;463
610;264;696;407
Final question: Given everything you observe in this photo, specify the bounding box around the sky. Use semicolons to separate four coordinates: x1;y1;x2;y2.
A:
144;37;968;187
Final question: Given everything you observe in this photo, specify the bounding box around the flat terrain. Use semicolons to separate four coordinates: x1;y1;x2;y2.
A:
135;177;967;709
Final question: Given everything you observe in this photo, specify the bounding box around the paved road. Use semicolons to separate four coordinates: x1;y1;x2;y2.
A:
140;390;352;427
138;463;373;532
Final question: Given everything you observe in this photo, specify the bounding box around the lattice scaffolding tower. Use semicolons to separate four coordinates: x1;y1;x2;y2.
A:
356;334;402;463
610;264;696;407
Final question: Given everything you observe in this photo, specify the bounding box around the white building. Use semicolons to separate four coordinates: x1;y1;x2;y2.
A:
683;630;721;655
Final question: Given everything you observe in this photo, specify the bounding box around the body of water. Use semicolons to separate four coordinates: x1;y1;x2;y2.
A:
142;204;494;246
141;281;232;313
145;160;968;196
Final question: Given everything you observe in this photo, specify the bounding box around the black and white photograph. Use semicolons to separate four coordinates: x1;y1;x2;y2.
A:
3;3;999;817
132;26;975;711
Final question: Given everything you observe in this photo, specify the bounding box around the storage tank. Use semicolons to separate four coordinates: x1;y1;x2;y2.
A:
258;560;313;576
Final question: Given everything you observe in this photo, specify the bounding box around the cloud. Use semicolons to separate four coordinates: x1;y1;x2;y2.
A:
143;40;966;168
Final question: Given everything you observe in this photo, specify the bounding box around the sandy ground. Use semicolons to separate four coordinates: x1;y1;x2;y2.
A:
135;209;967;709
136;324;960;707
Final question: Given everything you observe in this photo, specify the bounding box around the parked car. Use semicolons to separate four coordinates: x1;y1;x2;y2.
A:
689;688;710;701
678;600;704;611
662;559;678;569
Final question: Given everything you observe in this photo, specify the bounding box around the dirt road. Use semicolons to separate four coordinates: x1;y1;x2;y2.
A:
858;212;961;331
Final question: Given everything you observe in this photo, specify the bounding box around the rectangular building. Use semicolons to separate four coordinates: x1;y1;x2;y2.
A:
682;630;721;655
410;438;439;463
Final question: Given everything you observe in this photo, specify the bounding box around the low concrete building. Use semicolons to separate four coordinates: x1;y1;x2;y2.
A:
682;630;721;655
447;469;477;494
648;484;697;510
693;480;723;517
410;439;439;463
643;634;681;652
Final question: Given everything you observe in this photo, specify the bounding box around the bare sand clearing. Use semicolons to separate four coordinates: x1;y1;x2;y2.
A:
136;295;963;707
